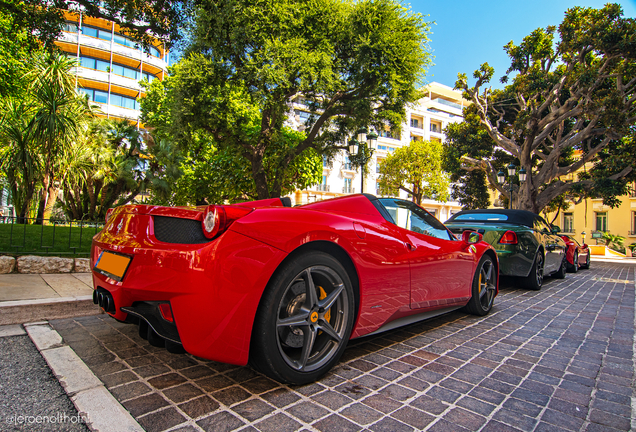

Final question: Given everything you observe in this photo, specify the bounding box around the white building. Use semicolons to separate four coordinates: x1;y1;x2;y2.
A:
289;82;468;222
54;11;169;124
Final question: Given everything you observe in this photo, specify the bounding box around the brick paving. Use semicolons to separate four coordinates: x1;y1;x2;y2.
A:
50;262;635;432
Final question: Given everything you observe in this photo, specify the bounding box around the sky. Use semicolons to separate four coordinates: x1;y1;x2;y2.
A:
407;0;636;89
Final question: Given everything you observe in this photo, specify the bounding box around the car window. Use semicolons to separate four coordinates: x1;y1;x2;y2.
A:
378;198;453;241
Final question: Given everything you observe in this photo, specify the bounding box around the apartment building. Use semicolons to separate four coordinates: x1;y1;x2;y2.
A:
289;82;468;222
54;11;169;124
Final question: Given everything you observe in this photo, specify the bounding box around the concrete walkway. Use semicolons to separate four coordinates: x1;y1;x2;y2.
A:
0;273;101;325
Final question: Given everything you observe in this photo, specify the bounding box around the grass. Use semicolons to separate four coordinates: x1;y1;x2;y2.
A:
0;222;104;257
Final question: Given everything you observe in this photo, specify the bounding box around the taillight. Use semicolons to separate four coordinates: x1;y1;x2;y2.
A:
201;205;253;239
105;208;115;223
499;230;518;244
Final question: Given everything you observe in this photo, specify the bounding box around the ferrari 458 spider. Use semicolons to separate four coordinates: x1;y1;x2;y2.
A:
559;234;591;272
91;194;498;384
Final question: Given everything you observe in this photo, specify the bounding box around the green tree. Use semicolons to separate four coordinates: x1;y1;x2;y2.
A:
452;4;636;213
142;0;432;200
0;98;41;222
30;52;92;222
378;140;449;205
0;0;189;51
60;119;182;220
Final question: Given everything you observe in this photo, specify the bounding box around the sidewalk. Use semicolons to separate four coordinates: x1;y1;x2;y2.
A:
0;273;102;325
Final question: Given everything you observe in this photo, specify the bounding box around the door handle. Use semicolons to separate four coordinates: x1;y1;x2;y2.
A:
405;242;417;251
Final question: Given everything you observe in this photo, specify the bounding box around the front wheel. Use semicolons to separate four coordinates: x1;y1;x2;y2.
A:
250;251;355;385
464;255;497;316
554;255;567;279
567;252;579;273
524;252;544;290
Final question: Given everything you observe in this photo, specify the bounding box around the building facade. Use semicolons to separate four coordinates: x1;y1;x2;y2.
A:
54;11;169;124
289;82;468;222
545;186;636;253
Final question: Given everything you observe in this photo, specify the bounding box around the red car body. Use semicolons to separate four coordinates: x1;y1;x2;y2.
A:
560;234;591;271
91;194;498;383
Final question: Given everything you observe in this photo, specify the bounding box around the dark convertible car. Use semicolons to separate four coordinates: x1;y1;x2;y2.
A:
445;209;568;290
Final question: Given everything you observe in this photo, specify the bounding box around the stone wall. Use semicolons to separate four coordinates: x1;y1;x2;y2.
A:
0;256;91;274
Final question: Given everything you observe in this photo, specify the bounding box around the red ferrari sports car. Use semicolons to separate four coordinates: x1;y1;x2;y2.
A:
560;234;591;272
91;194;498;384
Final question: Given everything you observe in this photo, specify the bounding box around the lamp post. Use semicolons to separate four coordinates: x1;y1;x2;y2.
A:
497;164;526;209
348;128;378;194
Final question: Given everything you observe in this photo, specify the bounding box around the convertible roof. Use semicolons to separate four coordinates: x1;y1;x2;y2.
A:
446;209;540;228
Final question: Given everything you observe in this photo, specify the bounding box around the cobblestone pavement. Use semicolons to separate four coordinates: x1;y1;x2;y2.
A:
50;262;635;432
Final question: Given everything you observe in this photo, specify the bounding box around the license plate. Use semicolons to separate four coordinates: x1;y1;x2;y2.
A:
94;251;131;282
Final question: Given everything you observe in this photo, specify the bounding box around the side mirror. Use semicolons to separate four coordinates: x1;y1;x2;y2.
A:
462;230;482;245
551;226;560;234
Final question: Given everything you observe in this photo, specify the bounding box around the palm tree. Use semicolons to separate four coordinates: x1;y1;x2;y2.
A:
29;51;92;223
0;98;42;223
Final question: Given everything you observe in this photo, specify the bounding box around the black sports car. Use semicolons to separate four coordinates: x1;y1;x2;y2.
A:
445;209;568;290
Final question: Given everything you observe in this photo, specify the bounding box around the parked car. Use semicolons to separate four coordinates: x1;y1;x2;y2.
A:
91;194;498;384
559;234;591;272
445;209;568;290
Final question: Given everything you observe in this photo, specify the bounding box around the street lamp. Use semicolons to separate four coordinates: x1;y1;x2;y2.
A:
497;164;526;209
348;128;377;193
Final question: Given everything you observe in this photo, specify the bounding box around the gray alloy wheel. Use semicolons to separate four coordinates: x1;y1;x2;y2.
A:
525;252;544;290
250;251;355;384
464;255;497;316
275;265;350;372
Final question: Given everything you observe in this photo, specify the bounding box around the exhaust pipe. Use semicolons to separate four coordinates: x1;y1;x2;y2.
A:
93;288;116;313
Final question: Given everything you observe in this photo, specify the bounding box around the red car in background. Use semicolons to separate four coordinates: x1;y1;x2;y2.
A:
91;194;498;384
560;234;591;272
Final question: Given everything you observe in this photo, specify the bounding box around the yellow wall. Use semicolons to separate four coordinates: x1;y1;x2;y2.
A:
545;195;636;247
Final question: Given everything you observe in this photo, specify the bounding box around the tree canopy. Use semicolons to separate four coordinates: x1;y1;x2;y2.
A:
0;0;189;50
142;0;432;200
449;3;636;213
378;139;449;205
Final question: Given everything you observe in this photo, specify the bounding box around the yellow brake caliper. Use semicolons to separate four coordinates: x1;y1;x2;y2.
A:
479;273;482;294
317;286;331;326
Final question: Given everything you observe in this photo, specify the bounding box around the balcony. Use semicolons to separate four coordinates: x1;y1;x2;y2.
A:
342;186;355;194
315;184;330;192
60;32;168;71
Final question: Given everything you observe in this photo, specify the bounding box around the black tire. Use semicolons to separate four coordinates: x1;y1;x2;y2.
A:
567;252;579;273
554;255;567;279
250;251;355;385
580;252;591;269
464;255;497;316
524;252;544;290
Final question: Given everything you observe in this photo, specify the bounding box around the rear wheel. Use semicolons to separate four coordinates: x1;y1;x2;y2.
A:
567;252;579;273
464;255;497;316
524;252;544;290
250;252;355;385
580;252;591;269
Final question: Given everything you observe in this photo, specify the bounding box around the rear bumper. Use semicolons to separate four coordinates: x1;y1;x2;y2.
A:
91;228;287;366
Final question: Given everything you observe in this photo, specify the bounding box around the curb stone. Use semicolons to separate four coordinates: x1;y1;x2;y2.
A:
0;296;101;325
24;322;144;432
